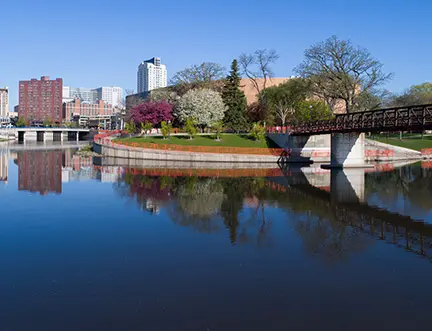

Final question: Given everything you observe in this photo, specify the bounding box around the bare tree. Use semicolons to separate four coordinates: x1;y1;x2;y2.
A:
170;62;225;86
238;49;279;96
125;88;135;96
275;100;294;126
294;36;392;113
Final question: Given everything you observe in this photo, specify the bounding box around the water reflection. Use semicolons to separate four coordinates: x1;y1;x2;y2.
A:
115;163;432;262
3;148;432;330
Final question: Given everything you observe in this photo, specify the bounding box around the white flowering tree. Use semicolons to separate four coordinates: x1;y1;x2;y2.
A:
175;88;227;129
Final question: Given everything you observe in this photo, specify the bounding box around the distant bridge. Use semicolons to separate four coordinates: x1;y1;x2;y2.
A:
0;127;91;142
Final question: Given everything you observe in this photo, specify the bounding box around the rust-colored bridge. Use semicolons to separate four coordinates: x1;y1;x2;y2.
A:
290;104;432;136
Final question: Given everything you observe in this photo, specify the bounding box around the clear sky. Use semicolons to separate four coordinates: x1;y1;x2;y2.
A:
2;0;432;109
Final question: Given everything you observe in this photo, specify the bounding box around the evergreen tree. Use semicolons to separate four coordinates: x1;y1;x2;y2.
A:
222;59;249;132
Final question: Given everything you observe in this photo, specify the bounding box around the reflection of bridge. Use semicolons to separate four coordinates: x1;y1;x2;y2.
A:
0;141;89;151
268;164;432;261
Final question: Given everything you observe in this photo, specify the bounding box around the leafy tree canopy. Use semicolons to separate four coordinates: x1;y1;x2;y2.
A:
175;88;227;128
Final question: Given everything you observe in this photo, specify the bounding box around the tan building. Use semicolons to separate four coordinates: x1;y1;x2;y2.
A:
240;77;346;113
240;78;289;105
0;87;8;118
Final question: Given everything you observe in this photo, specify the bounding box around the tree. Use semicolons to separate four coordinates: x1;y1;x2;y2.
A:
141;122;152;137
184;117;198;139
294;35;393;113
125;120;136;134
211;121;224;141
149;88;180;104
239;49;279;97
160;121;172;139
222;59;249;132
390;82;432;106
16;117;27;127
295;100;334;123
249;122;266;141
175;88;227;129
130;101;173;126
170;62;225;86
261;78;311;125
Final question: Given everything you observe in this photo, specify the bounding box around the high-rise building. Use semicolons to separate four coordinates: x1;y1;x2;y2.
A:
63;86;123;108
19;76;63;123
0;87;9;118
137;57;167;93
95;86;123;108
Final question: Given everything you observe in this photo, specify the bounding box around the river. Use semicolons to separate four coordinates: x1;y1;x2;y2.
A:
1;146;432;330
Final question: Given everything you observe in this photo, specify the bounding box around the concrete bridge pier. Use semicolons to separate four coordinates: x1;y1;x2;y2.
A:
330;168;365;204
44;131;54;141
328;132;366;168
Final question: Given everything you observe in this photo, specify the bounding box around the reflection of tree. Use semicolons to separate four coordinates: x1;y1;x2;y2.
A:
365;165;432;212
171;177;225;233
293;213;370;263
115;173;174;213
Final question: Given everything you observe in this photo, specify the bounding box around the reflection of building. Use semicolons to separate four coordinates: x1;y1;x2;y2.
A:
62;149;93;182
0;152;8;183
19;76;63;123
18;150;62;194
137;57;167;93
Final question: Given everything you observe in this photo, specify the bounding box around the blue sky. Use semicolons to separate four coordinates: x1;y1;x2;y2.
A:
2;0;432;108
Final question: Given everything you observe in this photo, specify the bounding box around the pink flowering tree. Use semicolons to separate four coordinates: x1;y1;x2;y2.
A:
130;101;173;126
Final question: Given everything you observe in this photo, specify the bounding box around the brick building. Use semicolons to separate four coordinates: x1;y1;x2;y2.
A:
63;99;113;119
19;76;63;123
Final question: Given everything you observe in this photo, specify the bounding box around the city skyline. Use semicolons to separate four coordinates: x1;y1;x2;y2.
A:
2;1;432;109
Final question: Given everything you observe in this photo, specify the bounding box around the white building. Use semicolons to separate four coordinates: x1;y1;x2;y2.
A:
137;57;167;93
63;86;123;108
0;87;9;118
96;87;123;108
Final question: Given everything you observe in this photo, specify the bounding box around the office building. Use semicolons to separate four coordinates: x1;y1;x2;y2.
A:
63;99;113;118
19;76;63;123
137;57;167;93
63;86;123;108
95;86;123;108
0;87;8;118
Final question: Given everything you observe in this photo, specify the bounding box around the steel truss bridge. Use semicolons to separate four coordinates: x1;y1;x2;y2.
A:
290;104;432;136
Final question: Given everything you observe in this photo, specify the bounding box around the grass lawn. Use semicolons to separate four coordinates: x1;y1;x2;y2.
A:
372;136;432;151
115;134;279;148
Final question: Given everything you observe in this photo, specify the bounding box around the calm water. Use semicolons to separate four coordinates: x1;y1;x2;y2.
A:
1;146;432;331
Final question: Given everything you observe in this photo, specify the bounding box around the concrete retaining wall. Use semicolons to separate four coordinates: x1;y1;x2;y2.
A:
94;141;279;163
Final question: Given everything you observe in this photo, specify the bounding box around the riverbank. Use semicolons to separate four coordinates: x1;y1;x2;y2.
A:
371;135;432;151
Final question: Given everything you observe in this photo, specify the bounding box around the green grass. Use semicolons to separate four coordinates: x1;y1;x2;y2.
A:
372;136;432;151
115;134;278;148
